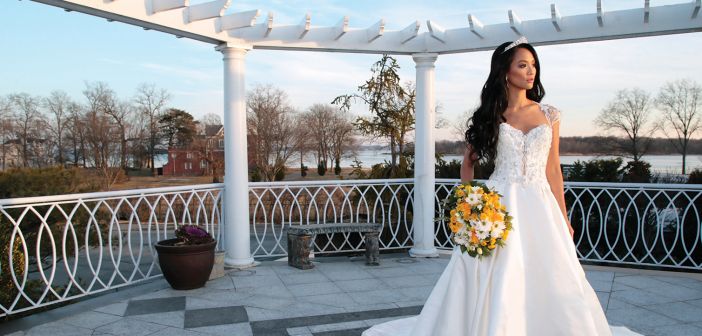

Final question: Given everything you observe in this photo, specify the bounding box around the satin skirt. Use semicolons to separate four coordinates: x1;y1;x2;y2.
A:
363;181;642;336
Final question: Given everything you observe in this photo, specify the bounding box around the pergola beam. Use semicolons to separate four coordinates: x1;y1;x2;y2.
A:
29;0;702;55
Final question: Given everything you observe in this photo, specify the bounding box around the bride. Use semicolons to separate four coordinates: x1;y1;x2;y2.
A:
362;38;642;336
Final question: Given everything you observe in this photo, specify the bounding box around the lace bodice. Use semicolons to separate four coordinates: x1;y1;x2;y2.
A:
489;103;560;186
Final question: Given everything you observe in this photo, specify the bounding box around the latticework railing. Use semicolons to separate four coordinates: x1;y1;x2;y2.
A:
0;184;223;317
435;179;702;270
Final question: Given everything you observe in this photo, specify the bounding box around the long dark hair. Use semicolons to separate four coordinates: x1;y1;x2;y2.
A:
464;42;545;163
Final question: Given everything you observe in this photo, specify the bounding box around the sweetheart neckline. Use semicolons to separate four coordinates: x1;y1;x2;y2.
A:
500;122;550;136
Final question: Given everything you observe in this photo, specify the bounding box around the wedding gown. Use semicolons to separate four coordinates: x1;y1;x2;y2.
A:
363;103;641;336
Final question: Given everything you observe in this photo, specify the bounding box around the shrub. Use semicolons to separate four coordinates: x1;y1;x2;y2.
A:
567;158;623;182
317;160;327;176
300;163;308;177
688;168;702;184
249;168;261;182
621;160;652;183
334;159;341;176
274;167;286;181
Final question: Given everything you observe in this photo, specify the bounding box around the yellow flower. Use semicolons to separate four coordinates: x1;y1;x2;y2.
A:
456;189;465;198
502;230;510;241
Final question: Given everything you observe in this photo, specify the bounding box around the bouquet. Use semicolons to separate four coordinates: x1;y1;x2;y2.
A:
439;181;513;258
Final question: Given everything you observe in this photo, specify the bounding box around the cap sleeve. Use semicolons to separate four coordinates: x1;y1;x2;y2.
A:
542;104;561;126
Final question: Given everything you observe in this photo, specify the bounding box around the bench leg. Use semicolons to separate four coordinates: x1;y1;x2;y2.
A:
287;233;314;270
364;232;380;266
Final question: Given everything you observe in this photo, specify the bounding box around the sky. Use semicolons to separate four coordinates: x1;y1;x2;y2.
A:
1;0;701;141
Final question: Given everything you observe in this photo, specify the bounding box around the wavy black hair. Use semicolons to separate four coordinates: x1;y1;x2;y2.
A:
464;41;545;164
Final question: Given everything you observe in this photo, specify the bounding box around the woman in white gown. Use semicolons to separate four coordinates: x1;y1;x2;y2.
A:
363;38;642;336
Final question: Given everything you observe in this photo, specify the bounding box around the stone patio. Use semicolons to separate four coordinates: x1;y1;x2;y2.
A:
2;252;702;336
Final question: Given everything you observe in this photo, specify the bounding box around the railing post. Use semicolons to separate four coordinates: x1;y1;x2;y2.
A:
217;43;255;268
409;53;439;258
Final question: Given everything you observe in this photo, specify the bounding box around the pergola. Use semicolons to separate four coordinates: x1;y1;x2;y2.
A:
28;0;702;268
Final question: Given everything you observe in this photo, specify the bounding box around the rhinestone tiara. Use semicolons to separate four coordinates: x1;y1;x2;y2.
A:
502;36;528;53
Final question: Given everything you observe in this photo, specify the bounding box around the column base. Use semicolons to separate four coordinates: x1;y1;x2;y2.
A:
409;247;439;258
224;256;258;269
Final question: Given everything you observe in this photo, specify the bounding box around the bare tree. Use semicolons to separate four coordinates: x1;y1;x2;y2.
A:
9;93;45;167
65;103;87;167
201;113;222;127
247;85;303;181
301;104;335;168
83;109;122;189
656;79;702;174
44;90;73;166
0;96;13;169
595;88;657;162
134;83;170;171
328;108;358;172
84;82;133;170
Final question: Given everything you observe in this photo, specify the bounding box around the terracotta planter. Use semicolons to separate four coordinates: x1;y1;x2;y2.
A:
154;238;216;290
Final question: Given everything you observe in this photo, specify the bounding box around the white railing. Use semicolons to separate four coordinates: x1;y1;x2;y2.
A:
435;179;702;271
248;179;415;257
2;179;700;317
0;184;223;317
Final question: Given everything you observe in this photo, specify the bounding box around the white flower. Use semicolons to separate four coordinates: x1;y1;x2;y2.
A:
465;193;481;206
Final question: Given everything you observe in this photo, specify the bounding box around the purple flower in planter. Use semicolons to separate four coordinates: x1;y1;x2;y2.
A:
174;225;215;245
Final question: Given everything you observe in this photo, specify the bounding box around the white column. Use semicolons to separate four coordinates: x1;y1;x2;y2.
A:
409;53;439;258
217;44;255;267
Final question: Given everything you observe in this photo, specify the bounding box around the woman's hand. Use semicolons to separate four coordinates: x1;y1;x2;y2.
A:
566;218;574;239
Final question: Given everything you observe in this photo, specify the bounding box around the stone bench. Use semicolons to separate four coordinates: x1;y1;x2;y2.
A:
284;223;382;270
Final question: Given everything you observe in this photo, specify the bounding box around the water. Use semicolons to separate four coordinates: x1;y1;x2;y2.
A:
292;150;702;174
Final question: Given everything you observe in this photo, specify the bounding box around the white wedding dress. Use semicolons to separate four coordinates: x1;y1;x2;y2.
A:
363;103;641;336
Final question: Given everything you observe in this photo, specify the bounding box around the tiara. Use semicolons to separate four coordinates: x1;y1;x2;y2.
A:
502;36;528;53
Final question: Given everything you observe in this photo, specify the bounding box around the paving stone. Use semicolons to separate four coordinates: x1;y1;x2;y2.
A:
606;306;680;329
25;322;92;336
585;271;615;283
365;266;421;278
94;318;167;336
308;320;368;333
588;279;614;292
299;292;358;308
280;272;330;285
61;311;122;329
647;323;702;336
611;288;679;306
641;284;702;301
312;327;367;336
348;288;406;305
607;298;638;311
319;269;374;281
614;275;671;290
146;327;206;336
131;310;185;328
395;286;434;302
335;278;389;293
287;326;313;335
233;275;284;289
644;301;702;323
124;296;186;316
596;291;610;310
93;302;128;316
205;276;236;290
189;322;253;336
287;282;343;297
184;305;248;328
379;275;438;288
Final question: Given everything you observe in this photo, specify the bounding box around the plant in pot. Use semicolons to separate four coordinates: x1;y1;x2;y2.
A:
154;225;217;290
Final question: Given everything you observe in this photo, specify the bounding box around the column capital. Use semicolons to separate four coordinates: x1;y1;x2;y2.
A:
215;42;252;55
412;53;438;66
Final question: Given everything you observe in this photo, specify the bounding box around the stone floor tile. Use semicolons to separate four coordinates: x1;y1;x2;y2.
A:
596;291;610;310
348;288;406;306
614;275;671;290
395;286;434;302
643;301;702;323
364;266;421;278
299;292;358;308
606;298;639;311
585;271;615;283
25;322;92;336
204;276;235;290
308;320;368;333
610;288;679;306
61;311;122;329
606;306;679;329
189;322;253;336
379;275;438;288
287;326;312;335
588;279;614;292
146;327;206;336
93;302;128;316
232;274;284;289
124;296;186;316
184;306;248;328
641;284;702;301
94;318;168;336
131;311;185;328
287;282;343;297
280;272;330;285
336;278;389;293
647;323;702;336
319;269;374;281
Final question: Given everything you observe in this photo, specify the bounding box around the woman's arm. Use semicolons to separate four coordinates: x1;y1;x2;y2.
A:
545;121;574;238
460;145;476;184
